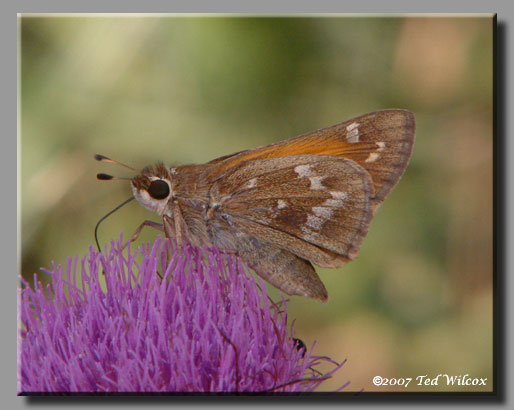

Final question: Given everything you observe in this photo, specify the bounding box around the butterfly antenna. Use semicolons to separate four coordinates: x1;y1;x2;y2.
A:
94;197;135;252
94;154;136;171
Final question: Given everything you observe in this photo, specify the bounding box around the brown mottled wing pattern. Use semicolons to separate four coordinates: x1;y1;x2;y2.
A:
209;155;375;268
207;109;415;211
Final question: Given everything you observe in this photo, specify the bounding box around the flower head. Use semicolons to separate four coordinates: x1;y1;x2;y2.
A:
18;236;346;393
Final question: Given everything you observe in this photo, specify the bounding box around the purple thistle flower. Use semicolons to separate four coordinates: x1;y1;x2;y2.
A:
18;236;347;393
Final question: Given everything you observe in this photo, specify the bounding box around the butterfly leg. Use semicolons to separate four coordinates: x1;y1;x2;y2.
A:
121;220;165;252
98;220;165;279
172;205;184;247
163;215;178;268
170;202;201;248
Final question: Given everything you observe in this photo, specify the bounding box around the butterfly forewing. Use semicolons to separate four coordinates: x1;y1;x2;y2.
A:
207;109;414;210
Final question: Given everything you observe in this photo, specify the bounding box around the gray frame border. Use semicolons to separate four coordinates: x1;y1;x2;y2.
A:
8;1;512;409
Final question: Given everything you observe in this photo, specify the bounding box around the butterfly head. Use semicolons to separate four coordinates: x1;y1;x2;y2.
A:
131;163;173;216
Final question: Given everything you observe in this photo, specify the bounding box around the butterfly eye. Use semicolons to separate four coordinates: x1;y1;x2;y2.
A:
148;179;170;199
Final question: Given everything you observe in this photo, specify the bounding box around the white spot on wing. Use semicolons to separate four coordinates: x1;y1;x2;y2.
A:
305;203;339;232
306;214;324;230
294;164;314;178
376;141;386;152
365;152;380;163
246;178;258;188
301;225;321;239
330;191;348;200
312;206;333;219
323;198;341;208
346;122;360;143
277;200;287;209
309;176;326;190
320;192;347;210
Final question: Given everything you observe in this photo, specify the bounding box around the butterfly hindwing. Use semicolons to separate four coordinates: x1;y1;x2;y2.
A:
209;155;374;267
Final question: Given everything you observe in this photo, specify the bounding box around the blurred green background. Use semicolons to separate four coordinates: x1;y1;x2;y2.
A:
20;16;493;392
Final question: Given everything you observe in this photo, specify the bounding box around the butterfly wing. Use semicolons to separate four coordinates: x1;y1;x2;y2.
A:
207;109;415;210
207;155;375;268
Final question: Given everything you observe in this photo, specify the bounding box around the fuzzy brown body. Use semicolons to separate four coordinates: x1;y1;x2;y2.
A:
129;110;415;302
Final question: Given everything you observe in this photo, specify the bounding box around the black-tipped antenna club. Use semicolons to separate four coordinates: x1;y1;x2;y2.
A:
96;173;132;181
97;173;114;180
